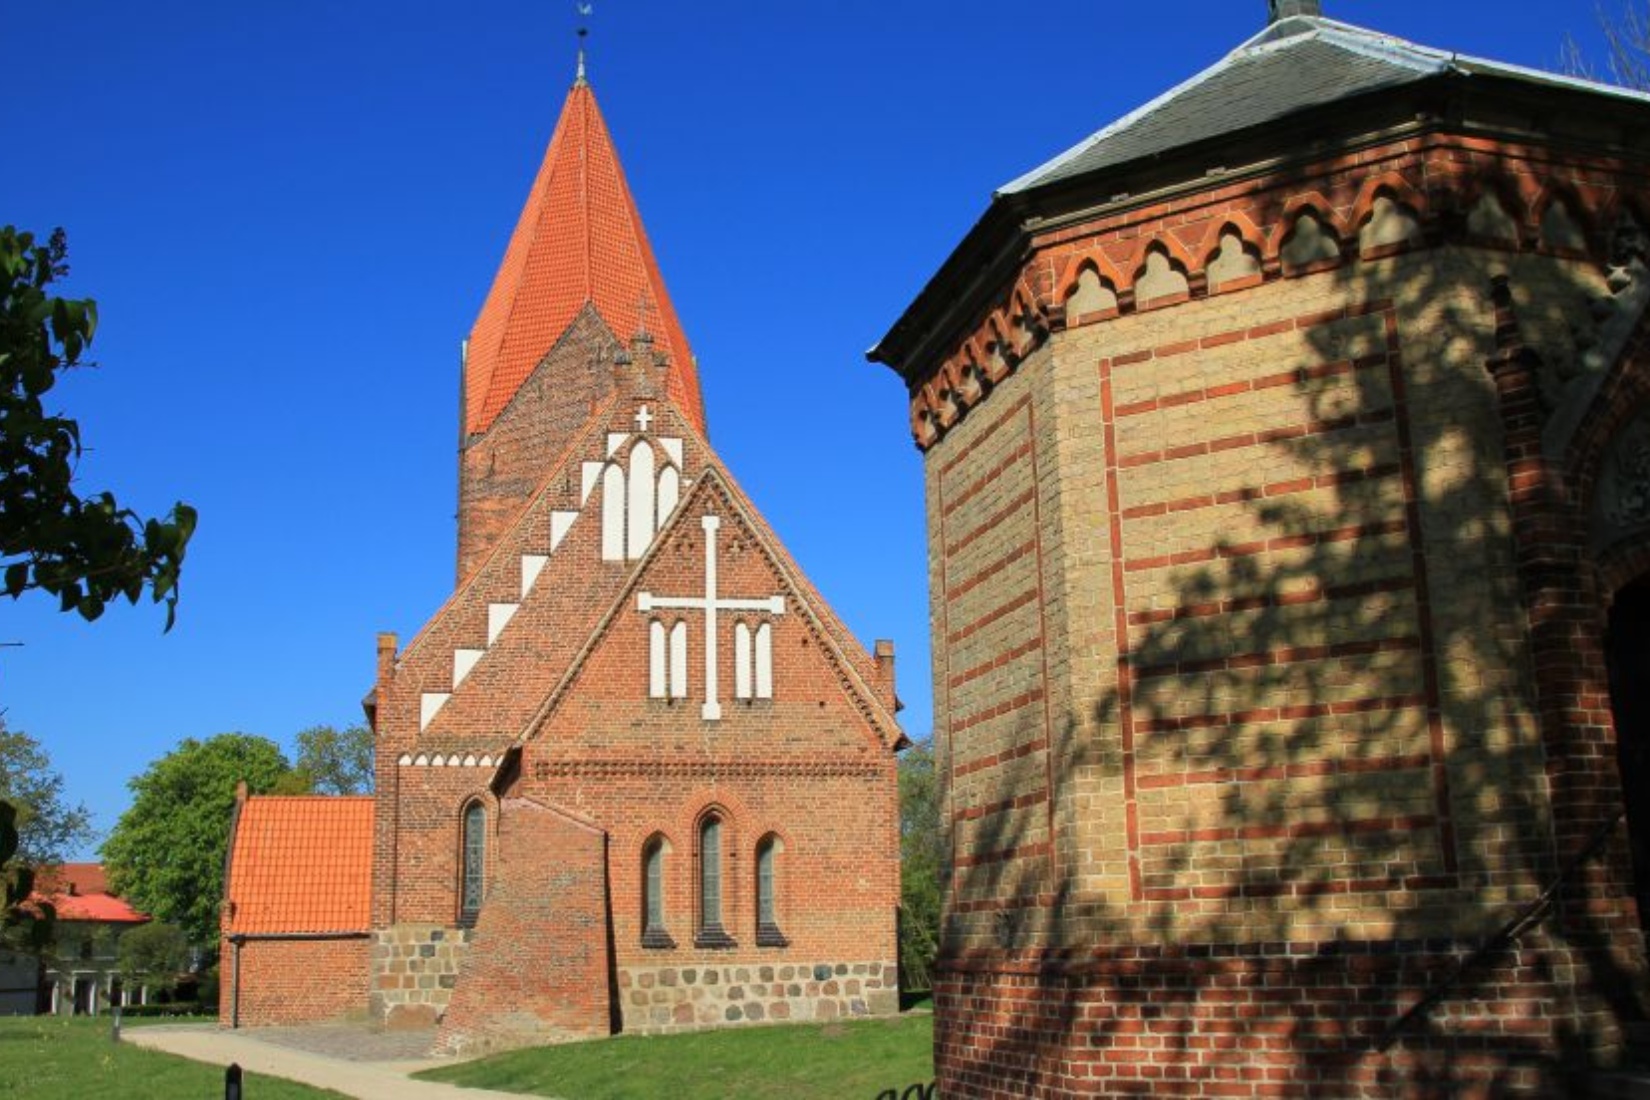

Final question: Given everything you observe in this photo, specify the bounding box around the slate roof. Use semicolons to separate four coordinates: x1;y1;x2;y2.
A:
1001;15;1650;195
464;76;706;438
223;796;373;935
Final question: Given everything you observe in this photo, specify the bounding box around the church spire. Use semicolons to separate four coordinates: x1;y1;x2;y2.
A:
462;72;706;438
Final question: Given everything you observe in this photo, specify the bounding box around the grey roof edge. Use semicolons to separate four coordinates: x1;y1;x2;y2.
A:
999;15;1650;198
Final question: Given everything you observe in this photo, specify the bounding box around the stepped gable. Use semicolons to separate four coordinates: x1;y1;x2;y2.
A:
392;392;637;747
516;463;905;754
463;75;705;439
390;371;900;754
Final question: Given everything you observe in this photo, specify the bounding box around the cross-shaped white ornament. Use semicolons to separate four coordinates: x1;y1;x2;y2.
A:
634;404;653;432
637;515;784;720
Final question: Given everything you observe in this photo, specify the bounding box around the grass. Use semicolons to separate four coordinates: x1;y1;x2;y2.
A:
0;1016;348;1099
417;1013;935;1099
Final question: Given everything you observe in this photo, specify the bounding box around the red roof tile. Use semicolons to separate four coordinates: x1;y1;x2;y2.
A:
223;796;374;935
465;78;705;437
31;863;148;924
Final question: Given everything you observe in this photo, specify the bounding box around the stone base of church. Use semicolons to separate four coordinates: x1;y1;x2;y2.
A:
618;958;899;1034
933;933;1643;1098
368;924;471;1028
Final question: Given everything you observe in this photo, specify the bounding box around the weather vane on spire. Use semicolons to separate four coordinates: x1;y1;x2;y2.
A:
575;2;593;85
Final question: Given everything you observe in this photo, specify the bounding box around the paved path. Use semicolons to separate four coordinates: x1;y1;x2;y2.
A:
125;1024;547;1100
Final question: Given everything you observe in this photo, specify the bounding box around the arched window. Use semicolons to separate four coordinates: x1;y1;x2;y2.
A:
696;813;734;947
755;834;787;946
641;835;674;948
460;801;486;925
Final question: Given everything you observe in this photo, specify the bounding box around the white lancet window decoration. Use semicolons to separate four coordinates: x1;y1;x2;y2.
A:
734;620;775;701
599;413;685;564
627;442;656;560
637;515;785;720
602;464;626;561
649;619;690;699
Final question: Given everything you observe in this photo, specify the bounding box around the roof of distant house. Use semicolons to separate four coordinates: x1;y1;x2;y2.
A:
32;862;148;924
223;796;374;935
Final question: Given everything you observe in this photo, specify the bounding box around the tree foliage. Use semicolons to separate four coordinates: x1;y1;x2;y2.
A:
116;919;190;993
101;734;295;947
0;719;93;865
292;723;374;795
0;225;196;628
0;800;52;954
897;738;943;992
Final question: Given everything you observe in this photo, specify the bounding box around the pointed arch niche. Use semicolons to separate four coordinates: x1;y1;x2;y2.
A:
601;433;686;562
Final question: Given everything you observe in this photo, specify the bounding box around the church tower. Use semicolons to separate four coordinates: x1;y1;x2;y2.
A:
455;67;706;580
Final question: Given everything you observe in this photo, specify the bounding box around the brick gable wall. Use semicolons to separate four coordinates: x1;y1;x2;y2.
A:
908;132;1650;1095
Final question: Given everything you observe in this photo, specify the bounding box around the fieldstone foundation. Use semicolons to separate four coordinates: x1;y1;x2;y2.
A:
370;924;470;1027
618;959;899;1034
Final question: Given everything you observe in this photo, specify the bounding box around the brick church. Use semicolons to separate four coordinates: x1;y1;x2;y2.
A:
872;2;1650;1096
220;60;905;1050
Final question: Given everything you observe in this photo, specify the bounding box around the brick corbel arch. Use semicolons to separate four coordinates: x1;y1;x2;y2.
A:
1121;233;1198;294
1351;170;1428;232
1053;248;1126;305
1191;212;1267;272
1260;191;1353;263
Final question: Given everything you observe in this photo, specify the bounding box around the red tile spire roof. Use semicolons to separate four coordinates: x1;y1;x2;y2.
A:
463;75;706;437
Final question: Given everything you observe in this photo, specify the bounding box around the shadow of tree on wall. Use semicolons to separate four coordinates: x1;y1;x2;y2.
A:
944;173;1650;1096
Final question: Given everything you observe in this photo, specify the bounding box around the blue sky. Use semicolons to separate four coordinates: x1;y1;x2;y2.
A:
1;1;1622;856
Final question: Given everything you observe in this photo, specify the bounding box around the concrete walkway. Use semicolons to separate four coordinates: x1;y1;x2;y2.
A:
124;1024;543;1100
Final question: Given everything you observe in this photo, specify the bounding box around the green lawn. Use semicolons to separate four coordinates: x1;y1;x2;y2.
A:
0;1016;347;1100
417;1013;935;1100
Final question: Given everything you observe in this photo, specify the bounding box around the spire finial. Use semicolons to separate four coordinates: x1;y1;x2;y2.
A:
574;3;592;85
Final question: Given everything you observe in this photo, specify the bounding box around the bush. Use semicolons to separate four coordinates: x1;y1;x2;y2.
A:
118;1001;204;1018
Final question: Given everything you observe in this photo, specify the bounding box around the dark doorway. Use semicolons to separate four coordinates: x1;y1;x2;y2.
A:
72;977;94;1016
1605;575;1650;934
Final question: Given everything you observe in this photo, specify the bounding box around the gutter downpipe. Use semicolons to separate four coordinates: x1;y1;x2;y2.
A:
225;931;371;1029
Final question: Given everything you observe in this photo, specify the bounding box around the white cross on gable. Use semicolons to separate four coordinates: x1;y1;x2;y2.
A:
637;514;784;721
634;404;654;432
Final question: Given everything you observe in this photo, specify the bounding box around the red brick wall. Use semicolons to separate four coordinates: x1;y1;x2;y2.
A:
221;937;370;1028
435;799;612;1053
457;308;621;581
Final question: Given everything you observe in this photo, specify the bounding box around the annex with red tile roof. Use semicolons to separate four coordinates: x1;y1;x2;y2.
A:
223;796;373;935
463;75;705;438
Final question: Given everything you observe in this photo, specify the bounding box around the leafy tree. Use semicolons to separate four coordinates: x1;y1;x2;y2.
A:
897;738;943;992
0;225;196;628
0;800;52;955
116;919;190;995
0;719;93;865
292;723;374;795
101;734;295;948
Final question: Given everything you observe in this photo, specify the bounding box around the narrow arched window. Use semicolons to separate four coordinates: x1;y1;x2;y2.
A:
696;814;733;947
641;835;673;948
460;801;486;925
755;835;787;946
